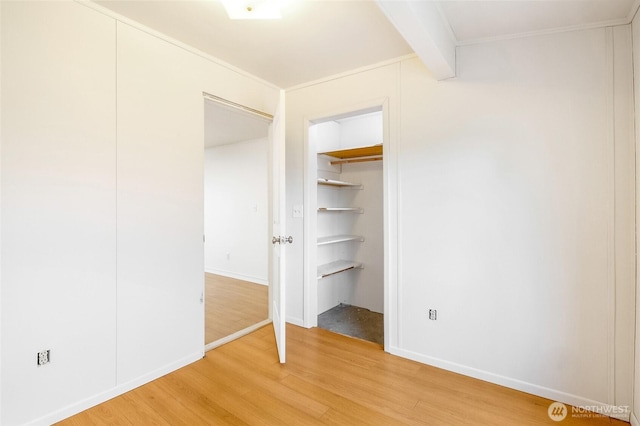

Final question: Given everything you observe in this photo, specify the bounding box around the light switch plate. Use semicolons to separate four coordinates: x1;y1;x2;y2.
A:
293;205;304;218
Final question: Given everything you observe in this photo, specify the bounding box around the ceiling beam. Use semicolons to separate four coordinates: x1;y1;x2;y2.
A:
376;1;456;80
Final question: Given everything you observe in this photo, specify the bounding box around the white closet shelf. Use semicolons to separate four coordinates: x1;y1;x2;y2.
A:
317;260;363;279
317;207;363;213
317;178;363;189
317;235;364;246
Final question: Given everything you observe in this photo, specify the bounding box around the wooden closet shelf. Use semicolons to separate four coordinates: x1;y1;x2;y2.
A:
317;260;363;279
317;235;364;246
319;145;383;165
320;144;382;159
317;178;363;188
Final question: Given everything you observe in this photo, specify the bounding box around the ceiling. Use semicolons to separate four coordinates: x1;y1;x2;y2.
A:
96;0;638;89
437;0;637;44
96;0;412;88
204;100;270;147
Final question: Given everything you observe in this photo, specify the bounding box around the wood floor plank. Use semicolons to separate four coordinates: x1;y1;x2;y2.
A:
105;393;172;426
160;366;252;425
197;355;328;419
131;378;223;426
205;273;268;344
281;374;409;426
58;324;629;426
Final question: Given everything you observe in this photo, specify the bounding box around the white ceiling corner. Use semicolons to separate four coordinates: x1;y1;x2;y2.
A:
95;0;413;88
95;0;639;88
436;0;636;46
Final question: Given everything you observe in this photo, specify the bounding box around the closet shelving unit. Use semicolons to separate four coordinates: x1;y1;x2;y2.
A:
316;144;382;281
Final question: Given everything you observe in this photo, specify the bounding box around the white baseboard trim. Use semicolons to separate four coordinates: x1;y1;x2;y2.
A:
205;268;268;286
29;350;204;426
286;316;305;327
389;346;630;422
631;412;639;426
205;319;272;351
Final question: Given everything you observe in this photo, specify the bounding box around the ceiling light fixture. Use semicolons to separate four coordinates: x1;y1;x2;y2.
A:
220;0;287;20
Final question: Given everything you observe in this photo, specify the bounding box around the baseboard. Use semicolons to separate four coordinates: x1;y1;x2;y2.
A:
631;412;639;426
205;319;271;351
205;268;268;286
286;316;305;327
389;346;630;422
29;351;204;426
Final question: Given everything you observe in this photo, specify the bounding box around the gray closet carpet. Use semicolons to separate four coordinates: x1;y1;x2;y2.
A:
318;303;383;345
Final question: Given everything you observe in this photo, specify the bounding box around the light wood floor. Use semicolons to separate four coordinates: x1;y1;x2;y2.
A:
205;273;268;344
58;324;625;425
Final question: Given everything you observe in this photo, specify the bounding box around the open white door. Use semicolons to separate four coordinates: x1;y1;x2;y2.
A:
270;90;287;363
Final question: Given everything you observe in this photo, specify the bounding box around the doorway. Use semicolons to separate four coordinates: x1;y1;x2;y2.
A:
203;98;271;350
304;103;388;348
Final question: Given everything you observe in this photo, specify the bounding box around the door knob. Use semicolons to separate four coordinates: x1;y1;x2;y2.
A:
272;236;293;245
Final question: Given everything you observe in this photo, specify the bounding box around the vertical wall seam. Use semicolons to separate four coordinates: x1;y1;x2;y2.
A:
606;26;617;406
114;19;118;387
0;1;4;422
630;15;639;418
395;59;402;350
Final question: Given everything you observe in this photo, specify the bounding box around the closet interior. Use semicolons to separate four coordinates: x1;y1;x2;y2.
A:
310;109;384;345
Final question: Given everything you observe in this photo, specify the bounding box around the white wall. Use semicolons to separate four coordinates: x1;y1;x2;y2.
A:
286;26;635;417
0;2;279;424
204;138;268;284
115;21;206;386
398;27;634;415
1;3;117;425
341;160;384;313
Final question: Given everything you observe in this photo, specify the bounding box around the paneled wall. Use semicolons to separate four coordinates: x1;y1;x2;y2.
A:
0;2;279;424
397;27;634;412
1;3;117;424
286;26;635;418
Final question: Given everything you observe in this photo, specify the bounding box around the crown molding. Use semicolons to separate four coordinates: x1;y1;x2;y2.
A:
455;17;631;47
628;0;640;22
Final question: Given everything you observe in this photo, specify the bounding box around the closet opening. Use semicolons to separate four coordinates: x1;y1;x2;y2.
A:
305;105;385;347
203;97;272;351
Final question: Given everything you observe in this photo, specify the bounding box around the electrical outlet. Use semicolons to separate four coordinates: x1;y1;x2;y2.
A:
37;350;50;366
428;309;437;320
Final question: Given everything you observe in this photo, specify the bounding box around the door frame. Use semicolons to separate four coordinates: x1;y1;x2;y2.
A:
202;92;285;359
302;97;397;352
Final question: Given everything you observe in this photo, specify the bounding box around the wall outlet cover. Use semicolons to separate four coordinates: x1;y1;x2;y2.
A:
37;350;50;366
